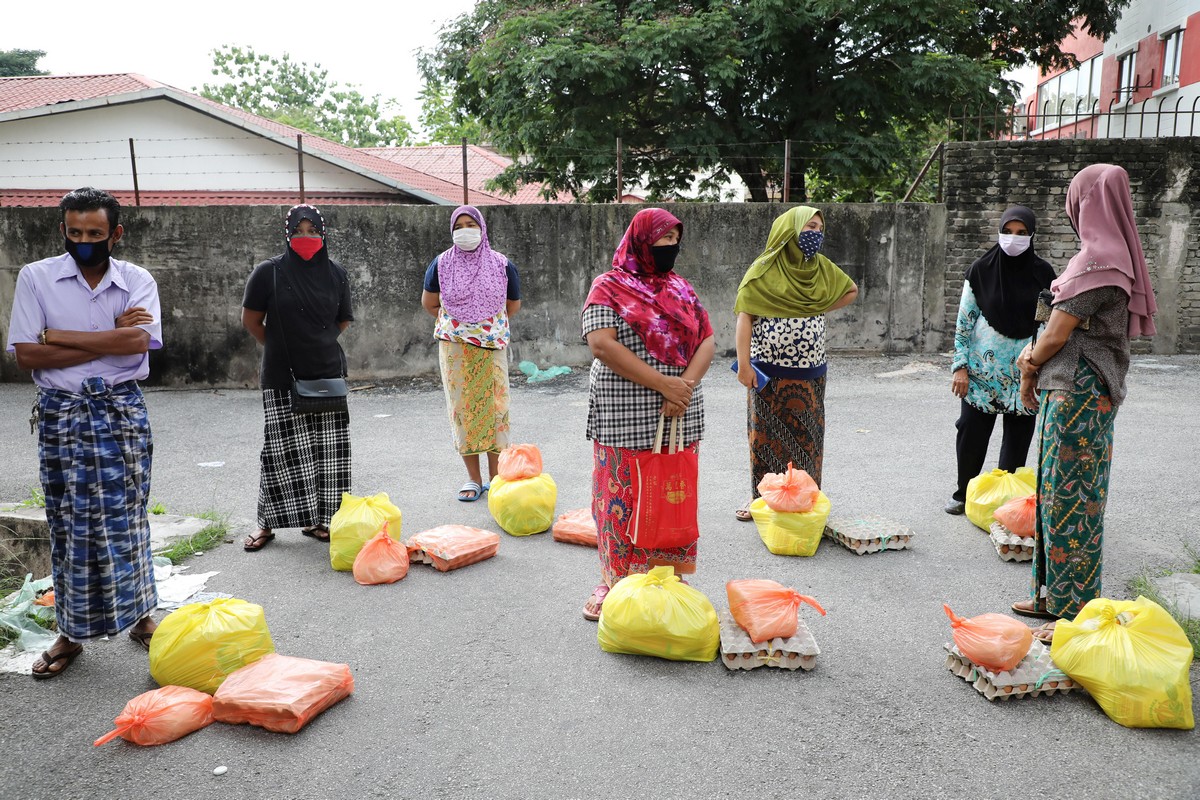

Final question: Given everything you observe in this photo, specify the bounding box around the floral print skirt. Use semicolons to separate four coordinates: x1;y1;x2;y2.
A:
439;340;510;455
748;375;826;492
592;441;698;587
1032;360;1116;618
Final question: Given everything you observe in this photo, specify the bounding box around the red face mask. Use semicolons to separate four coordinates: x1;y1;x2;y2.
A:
289;236;323;261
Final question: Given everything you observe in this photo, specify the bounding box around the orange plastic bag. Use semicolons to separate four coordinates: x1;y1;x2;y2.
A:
993;494;1036;537
943;604;1033;673
212;653;354;734
93;685;215;747
352;523;410;585
757;463;820;513
406;525;501;572
498;444;543;481
727;579;826;643
552;508;597;547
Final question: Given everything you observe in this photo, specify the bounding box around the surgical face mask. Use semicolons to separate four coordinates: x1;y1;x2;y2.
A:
998;233;1031;257
64;236;112;269
649;243;680;274
453;228;482;251
797;229;823;259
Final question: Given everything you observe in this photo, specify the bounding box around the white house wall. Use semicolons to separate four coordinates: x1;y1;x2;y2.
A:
0;100;389;193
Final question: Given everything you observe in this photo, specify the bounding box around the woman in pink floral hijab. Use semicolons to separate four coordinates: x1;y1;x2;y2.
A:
1012;164;1157;641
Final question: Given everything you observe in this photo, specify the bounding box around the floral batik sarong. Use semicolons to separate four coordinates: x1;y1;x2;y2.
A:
1032;360;1117;618
748;375;826;492
592;441;697;587
439;340;511;455
38;378;157;642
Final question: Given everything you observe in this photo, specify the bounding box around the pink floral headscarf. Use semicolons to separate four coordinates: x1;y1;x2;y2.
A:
436;205;509;323
1053;164;1157;337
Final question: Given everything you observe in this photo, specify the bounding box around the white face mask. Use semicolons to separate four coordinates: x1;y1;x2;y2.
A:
998;233;1031;257
453;228;482;251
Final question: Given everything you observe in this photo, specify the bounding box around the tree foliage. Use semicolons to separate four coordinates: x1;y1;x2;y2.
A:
426;0;1129;202
0;49;48;77
415;81;487;145
199;45;413;148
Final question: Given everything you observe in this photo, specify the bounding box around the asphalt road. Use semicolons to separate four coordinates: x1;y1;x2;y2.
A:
0;354;1197;800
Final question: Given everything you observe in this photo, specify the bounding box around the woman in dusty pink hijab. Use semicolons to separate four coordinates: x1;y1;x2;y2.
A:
1011;164;1157;642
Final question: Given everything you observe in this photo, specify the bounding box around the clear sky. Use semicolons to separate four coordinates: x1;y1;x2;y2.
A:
1;0;480;128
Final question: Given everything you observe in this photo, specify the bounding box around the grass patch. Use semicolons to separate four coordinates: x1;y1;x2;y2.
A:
154;511;230;565
149;501;167;515
17;487;44;508
1127;543;1200;659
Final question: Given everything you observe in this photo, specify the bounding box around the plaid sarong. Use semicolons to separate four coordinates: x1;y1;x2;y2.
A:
38;378;157;642
257;389;351;529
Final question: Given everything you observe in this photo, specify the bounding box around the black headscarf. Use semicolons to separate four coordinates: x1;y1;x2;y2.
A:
283;204;330;269
964;205;1056;339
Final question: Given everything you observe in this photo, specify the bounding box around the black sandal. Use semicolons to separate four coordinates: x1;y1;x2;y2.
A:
31;644;82;680
302;525;330;542
244;529;275;551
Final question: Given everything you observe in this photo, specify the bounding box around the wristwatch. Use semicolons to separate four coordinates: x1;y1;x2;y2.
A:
38;329;47;345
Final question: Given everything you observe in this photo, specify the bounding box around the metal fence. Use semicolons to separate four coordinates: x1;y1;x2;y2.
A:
948;95;1200;142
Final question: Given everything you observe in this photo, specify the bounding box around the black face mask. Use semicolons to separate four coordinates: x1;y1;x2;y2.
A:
649;243;680;274
64;237;112;269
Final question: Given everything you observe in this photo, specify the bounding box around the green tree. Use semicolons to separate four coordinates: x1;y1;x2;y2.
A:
415;81;486;145
0;49;48;77
425;0;1129;202
199;45;413;148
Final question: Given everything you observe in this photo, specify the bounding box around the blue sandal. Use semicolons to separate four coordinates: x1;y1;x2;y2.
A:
457;481;483;502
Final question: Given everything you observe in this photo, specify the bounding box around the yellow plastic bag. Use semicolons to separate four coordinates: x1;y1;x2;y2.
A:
487;473;557;536
965;467;1035;532
1051;597;1194;729
749;493;831;556
597;566;719;662
149;598;275;694
329;492;403;571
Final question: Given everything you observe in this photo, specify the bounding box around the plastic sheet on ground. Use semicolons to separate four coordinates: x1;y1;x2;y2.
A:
0;574;58;656
518;360;572;383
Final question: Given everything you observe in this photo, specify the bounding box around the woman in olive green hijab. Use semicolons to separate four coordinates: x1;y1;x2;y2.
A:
733;206;858;521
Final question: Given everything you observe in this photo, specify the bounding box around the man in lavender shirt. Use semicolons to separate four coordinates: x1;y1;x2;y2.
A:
6;187;163;679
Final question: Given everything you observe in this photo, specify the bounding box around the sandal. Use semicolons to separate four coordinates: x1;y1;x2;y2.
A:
244;529;275;552
458;481;483;502
1011;599;1058;620
31;642;83;680
128;629;154;651
302;525;331;542
582;584;609;621
734;502;753;522
1032;622;1057;645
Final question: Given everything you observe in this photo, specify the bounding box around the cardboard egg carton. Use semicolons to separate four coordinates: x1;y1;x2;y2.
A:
943;640;1083;701
718;610;819;671
989;522;1034;562
822;514;914;555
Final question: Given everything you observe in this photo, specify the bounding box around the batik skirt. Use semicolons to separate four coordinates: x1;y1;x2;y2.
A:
257;389;351;529
748;375;826;493
438;340;511;455
591;441;698;587
38;378;157;642
1032;360;1117;618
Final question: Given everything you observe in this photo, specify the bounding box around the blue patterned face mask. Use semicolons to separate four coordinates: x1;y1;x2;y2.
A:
797;229;824;259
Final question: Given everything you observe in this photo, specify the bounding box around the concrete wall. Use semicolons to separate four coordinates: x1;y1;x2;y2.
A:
943;137;1200;354
0;203;946;386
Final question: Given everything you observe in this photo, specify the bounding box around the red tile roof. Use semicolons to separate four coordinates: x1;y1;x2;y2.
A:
0;189;405;208
0;74;163;113
362;145;573;205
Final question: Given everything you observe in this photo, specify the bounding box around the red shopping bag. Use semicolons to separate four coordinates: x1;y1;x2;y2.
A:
630;415;699;550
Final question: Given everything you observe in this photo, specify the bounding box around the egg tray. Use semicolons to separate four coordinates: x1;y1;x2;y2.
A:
822;514;915;555
943;640;1083;701
718;610;819;671
989;522;1035;562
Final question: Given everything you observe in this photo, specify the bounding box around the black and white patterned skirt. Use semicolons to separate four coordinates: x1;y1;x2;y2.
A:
257;389;351;529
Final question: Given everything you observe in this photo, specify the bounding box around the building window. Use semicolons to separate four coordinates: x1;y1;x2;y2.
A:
1162;29;1183;87
1035;55;1101;131
1117;51;1137;103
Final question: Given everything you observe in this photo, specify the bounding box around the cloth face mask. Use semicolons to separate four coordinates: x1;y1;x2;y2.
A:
453;228;483;251
289;236;324;261
649;243;680;273
797;230;824;259
998;234;1031;257
64;237;111;269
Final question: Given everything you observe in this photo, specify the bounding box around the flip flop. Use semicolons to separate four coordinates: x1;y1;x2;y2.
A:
582;584;609;621
302;525;331;542
244;529;275;552
734;502;753;522
458;481;483;502
1032;622;1057;644
31;644;82;680
1011;599;1058;620
128;630;154;651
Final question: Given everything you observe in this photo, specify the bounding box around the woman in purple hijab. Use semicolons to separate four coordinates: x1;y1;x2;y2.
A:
421;206;522;501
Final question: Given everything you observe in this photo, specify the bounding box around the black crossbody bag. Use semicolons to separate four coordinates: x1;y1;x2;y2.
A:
272;263;349;415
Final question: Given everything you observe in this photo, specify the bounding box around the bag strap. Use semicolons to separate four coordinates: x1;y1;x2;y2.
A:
668;416;681;454
652;414;666;455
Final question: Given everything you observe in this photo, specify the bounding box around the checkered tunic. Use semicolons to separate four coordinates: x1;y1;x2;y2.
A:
582;304;705;450
38;378;157;642
257;390;351;529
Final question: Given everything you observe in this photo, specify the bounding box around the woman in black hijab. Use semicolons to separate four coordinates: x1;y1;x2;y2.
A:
945;206;1056;515
240;205;354;550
